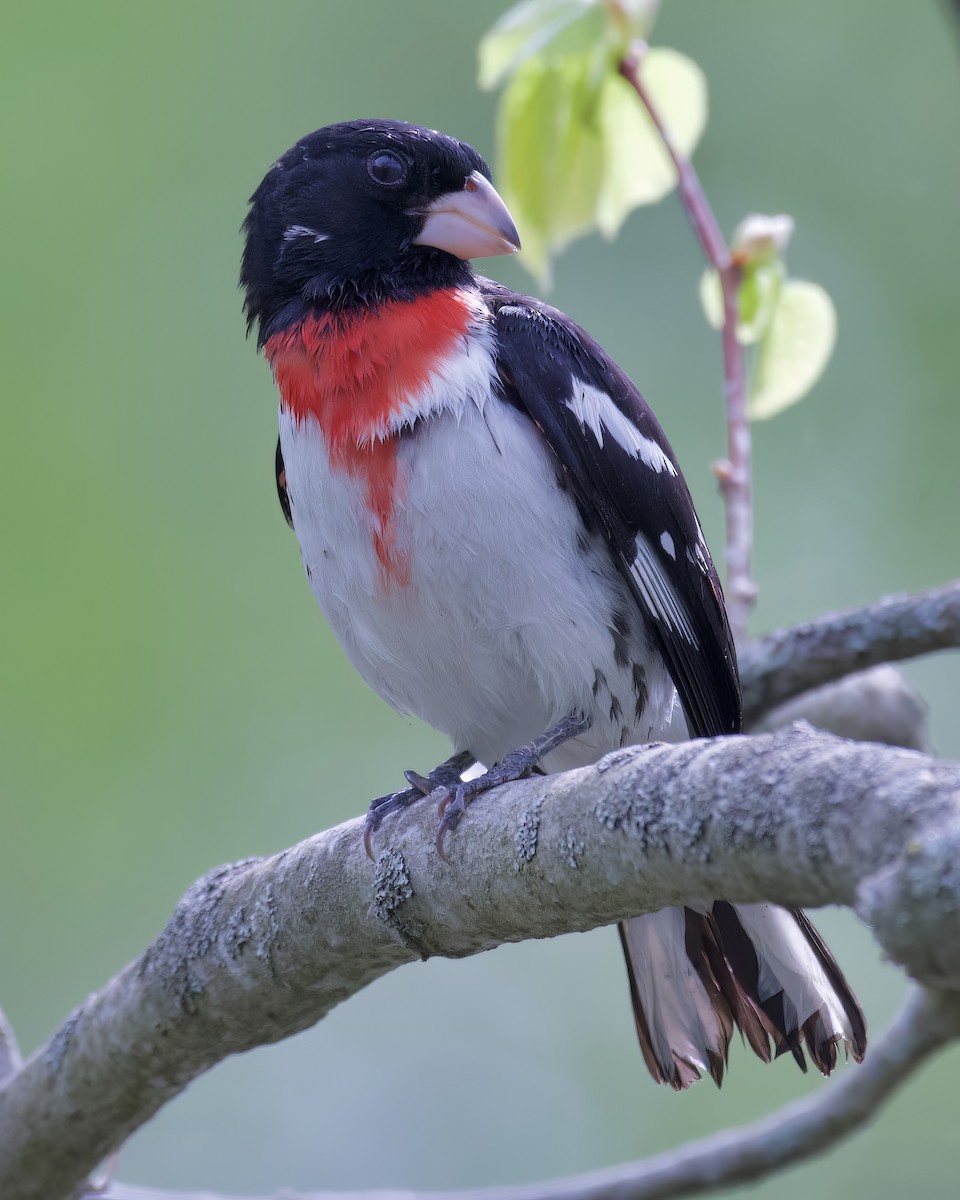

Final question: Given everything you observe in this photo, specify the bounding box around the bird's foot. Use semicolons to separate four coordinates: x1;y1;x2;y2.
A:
363;750;474;858
363;785;422;859
434;712;589;859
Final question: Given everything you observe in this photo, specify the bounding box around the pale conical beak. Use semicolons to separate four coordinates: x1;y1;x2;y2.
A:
412;171;521;260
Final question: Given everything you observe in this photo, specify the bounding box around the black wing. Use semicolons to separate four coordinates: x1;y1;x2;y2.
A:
485;282;741;738
275;437;293;529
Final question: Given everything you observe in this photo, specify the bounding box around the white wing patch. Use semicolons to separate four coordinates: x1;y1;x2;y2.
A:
630;535;698;644
566;380;677;475
284;225;329;242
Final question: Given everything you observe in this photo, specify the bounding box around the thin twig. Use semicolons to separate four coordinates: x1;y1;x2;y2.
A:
94;989;960;1200
739;579;960;723
618;41;755;641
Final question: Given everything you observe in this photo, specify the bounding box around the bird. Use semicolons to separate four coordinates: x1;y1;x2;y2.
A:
241;118;866;1089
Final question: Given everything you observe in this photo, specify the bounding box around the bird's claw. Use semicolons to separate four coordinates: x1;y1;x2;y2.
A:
363;785;420;859
364;752;476;858
435;785;457;818
362;818;378;861
435;792;468;860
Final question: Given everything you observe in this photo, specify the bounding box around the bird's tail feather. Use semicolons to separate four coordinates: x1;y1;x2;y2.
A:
619;904;866;1089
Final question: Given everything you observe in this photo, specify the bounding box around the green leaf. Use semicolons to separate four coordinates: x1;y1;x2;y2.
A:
698;268;723;330
749;280;837;419
479;0;663;90
596;0;662;53
595;48;706;238
737;261;784;344
497;52;607;281
497;45;707;279
478;0;604;90
698;261;783;344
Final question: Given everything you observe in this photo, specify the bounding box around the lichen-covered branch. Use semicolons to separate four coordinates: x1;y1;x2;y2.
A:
740;579;960;722
3;723;960;1200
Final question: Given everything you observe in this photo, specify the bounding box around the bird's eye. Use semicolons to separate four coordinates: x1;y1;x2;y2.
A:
367;151;407;186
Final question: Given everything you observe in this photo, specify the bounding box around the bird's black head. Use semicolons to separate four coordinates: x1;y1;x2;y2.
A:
241;119;520;343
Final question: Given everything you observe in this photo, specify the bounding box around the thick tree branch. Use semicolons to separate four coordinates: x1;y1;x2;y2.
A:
3;724;960;1200
739;580;960;723
91;987;960;1200
750;664;930;750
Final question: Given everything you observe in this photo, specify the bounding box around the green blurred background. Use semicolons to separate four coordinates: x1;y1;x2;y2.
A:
2;1;958;1194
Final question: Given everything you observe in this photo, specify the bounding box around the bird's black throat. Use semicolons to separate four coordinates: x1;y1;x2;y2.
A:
247;249;475;347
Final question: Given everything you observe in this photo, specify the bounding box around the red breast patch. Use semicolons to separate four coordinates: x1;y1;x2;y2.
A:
265;288;475;589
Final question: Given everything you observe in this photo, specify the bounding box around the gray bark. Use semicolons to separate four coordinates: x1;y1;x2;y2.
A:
2;722;960;1200
739;580;960;721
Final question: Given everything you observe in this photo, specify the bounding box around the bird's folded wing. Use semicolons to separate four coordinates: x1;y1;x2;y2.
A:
486;282;741;739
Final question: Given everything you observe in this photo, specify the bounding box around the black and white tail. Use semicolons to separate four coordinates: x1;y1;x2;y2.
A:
619;904;866;1089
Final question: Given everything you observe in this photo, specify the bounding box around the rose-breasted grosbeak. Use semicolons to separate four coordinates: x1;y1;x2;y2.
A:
241;119;865;1088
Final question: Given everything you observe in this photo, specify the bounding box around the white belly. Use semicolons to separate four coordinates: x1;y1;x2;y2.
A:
279;397;677;770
